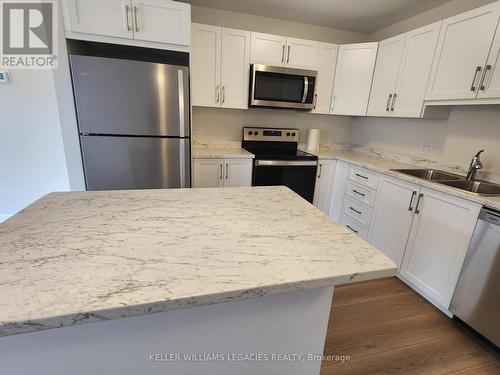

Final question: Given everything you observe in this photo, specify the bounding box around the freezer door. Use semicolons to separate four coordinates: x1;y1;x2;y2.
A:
80;136;190;190
71;55;190;137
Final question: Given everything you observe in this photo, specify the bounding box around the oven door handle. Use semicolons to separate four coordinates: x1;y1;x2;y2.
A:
255;160;317;167
301;76;309;103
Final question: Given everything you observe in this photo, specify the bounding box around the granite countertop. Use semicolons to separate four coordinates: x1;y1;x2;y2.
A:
315;148;500;210
0;186;396;337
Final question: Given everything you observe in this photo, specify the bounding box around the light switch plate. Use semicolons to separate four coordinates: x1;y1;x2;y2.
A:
0;70;12;84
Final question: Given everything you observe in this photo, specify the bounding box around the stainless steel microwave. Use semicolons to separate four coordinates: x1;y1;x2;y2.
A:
249;64;317;110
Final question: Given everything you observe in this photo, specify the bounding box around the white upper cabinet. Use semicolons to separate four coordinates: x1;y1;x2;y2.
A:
368;22;441;118
220;28;251;109
477;21;500;99
400;187;481;309
61;0;190;46
191;24;250;109
191;24;221;107
426;3;500;100
250;32;287;66
285;38;320;69
250;33;319;69
369;176;420;267
367;34;406;116
131;0;190;45
331;43;378;116
392;22;441;117
313;160;336;214
61;0;133;39
312;43;339;114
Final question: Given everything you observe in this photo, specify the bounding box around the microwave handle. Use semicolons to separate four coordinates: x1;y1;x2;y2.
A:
301;76;309;103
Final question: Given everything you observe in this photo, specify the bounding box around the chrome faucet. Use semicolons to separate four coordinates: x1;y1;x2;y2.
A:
466;150;484;181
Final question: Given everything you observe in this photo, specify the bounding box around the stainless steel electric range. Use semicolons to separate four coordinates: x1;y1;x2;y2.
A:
242;127;318;202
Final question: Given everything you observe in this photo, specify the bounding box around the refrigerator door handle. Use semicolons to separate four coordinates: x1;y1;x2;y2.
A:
178;69;186;138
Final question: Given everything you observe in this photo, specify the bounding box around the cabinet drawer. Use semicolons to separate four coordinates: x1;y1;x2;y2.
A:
340;214;369;241
345;180;376;207
343;196;373;227
348;166;380;190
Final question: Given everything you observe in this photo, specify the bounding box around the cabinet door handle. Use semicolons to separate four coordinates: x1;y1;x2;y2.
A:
480;65;492;91
414;193;424;214
287;45;291;63
349;207;362;215
346;225;359;234
408;191;417;211
352;189;365;197
317;164;322;178
219;163;223;180
133;6;139;32
330;95;336;112
222;86;225;103
313;93;318;109
470;66;482;92
123;4;130;31
281;45;285;63
355;173;368;180
390;93;397;111
386;93;393;111
215;85;220;103
225;163;229;179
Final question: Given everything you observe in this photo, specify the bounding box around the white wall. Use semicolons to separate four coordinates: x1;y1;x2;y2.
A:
192;5;367;44
0;70;70;221
193;107;352;145
368;0;496;40
351;106;500;178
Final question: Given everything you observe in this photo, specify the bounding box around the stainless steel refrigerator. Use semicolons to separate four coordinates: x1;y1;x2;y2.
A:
70;55;190;190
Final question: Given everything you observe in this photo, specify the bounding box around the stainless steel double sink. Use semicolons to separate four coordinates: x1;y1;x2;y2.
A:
392;169;500;196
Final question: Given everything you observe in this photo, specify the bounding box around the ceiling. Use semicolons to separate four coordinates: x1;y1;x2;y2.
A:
186;0;455;33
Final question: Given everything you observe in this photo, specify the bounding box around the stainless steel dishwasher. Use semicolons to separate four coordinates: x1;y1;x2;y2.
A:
450;207;500;347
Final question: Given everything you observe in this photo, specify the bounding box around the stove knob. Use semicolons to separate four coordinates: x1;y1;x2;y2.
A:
254;131;259;135
286;132;291;136
248;131;253;135
291;132;296;137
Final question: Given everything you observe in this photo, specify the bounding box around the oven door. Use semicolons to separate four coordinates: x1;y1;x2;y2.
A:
250;64;317;110
252;160;318;202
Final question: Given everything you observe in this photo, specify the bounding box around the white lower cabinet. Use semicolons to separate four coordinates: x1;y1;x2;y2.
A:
400;187;481;309
193;158;252;188
328;161;349;221
313;160;336;214
369;176;420;267
223;159;253;187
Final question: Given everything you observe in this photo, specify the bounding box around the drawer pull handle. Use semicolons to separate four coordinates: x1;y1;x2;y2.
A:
352;189;365;197
408;191;417;211
346;225;358;234
355;173;368;180
349;207;362;215
415;193;424;214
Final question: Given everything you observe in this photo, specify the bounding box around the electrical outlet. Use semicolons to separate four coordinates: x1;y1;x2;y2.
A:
420;143;432;155
195;127;205;137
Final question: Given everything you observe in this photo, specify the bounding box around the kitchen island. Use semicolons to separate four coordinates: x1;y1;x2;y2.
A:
0;186;396;375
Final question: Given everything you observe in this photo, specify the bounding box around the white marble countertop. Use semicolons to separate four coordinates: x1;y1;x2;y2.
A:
192;141;254;159
192;146;254;159
0;186;396;337
314;148;500;210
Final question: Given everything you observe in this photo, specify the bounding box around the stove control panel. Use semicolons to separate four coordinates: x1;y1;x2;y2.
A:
243;127;299;142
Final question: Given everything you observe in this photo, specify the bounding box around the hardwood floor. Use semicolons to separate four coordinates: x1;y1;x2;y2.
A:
321;277;500;375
